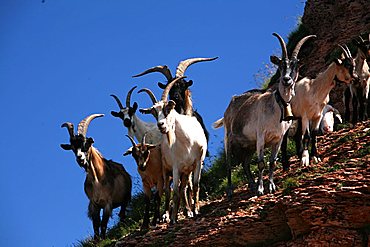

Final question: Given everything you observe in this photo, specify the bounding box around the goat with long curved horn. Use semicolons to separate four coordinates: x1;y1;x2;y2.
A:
77;114;104;137
132;65;173;82
175;57;218;77
60;113;132;240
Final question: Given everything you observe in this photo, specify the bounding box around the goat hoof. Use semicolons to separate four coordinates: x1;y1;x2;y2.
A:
269;183;276;194
257;186;264;196
312;156;321;164
186;210;194;218
300;150;310;167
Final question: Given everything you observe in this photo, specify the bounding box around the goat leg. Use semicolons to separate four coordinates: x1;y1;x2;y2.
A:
301;129;311;167
142;193;151;229
310;128;321;163
225;148;234;200
257;160;265;196
242;155;255;193
151;192;161;227
88;202;101;241
101;206;111;239
344;87;351;122
281;131;290;171
352;94;358;124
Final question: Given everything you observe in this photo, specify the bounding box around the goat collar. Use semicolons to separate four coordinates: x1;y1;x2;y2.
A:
274;90;294;122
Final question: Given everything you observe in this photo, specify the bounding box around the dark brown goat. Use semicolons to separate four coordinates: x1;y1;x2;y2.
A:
60;114;132;240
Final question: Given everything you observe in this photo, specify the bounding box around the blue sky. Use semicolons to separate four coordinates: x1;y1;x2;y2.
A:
0;1;304;246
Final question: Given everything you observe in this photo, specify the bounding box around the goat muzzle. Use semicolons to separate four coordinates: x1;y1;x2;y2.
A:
124;118;132;127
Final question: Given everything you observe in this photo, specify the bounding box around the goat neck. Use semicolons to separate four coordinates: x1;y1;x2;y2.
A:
86;147;106;183
313;62;346;102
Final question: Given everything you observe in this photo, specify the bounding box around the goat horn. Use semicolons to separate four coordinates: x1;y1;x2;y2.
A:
126;134;136;146
110;94;124;110
338;44;350;58
291;35;316;60
141;133;147;146
344;44;352;58
126;86;137;107
77;114;104;137
272;33;288;60
138;88;158;104
175;57;218;78
357;35;365;44
132;65;173;82
61;122;75;137
161;76;186;102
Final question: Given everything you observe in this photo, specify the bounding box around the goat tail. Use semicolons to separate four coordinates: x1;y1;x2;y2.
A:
212;118;224;129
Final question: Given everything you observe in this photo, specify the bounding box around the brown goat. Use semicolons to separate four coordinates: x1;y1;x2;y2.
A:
61;114;132;240
124;134;168;229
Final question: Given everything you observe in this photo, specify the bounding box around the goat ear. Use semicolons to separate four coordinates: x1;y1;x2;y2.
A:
147;144;156;150
139;108;152;115
185;80;193;88
158;82;167;89
334;58;343;65
60;144;72;150
86;137;94;145
123;147;133;156
167;100;176;109
111;111;120;117
270;56;281;66
132;102;138;112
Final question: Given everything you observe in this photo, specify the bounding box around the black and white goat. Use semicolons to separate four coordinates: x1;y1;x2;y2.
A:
140;77;207;224
213;33;315;197
344;34;370;123
281;45;358;170
60;114;132;240
132;57;218;148
111;86;161;144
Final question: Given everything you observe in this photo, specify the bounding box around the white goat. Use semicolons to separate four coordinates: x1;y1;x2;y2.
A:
213;33;315;197
60;114;132;240
140;77;207;224
281;44;358;170
111;86;162;144
344;35;370;123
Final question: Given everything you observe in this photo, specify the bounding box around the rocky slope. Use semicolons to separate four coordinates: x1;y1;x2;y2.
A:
116;121;370;247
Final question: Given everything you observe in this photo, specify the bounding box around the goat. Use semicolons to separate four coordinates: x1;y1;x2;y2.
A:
281;44;358;170
111;86;162;144
124;134;166;229
132;57;218;150
139;76;207;224
287;104;342;137
60;114;132;240
213;33;315;197
319;104;342;134
344;34;370;123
